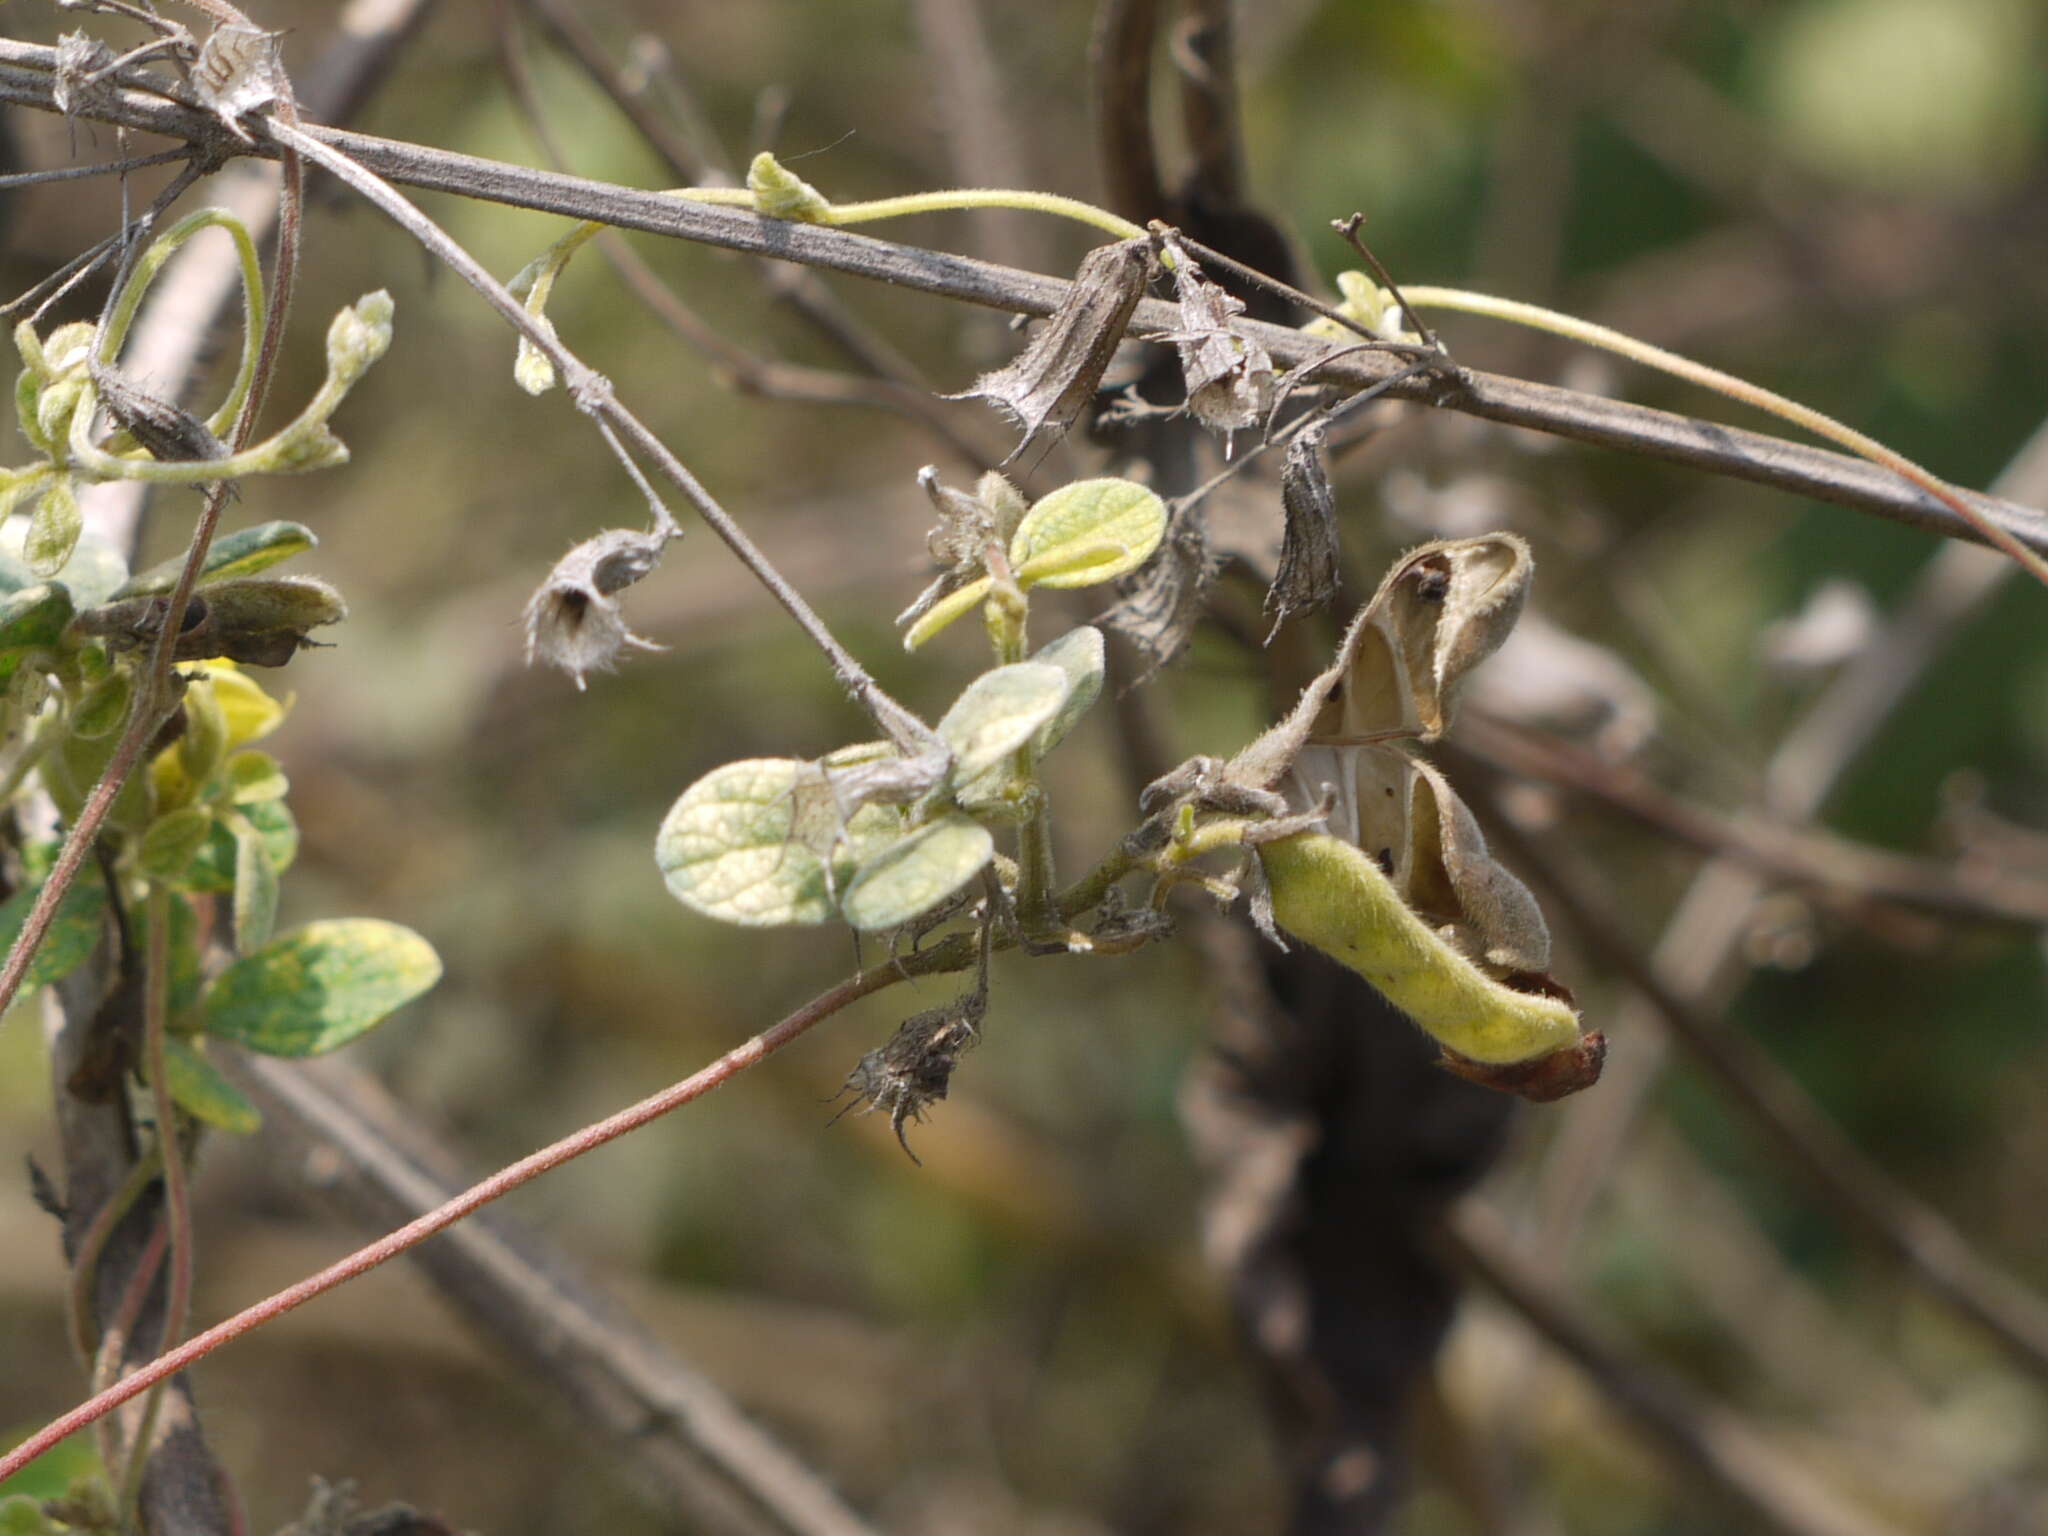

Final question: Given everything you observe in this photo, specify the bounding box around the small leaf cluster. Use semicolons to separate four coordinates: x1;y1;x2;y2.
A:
656;474;1163;937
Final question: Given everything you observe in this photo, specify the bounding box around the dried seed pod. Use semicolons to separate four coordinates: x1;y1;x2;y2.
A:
190;24;287;143
90;363;228;466
951;238;1151;456
1265;426;1340;631
522;528;671;689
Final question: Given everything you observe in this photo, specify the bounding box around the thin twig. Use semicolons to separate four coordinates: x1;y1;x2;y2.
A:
0;961;923;1486
2;52;2036;556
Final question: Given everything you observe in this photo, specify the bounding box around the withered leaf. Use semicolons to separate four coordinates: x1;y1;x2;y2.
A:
1265;426;1340;632
951;238;1151;457
1155;233;1276;441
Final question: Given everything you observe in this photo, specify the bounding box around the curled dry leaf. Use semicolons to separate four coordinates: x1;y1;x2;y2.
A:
1227;533;1534;792
1155;233;1276;441
950;238;1151;456
522;527;671;689
1265;426;1340;632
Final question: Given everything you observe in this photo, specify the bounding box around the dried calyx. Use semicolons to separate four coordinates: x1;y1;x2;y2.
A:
522;527;674;689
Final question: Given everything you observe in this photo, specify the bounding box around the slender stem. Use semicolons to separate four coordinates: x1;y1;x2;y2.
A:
0;962;914;1486
119;885;193;1521
63;1149;164;1364
265;119;940;754
1402;284;2048;591
0;147;189;190
825;187;1145;242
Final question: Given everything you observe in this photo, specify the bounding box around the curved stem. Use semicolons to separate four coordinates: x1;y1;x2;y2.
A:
0;961;918;1485
825;188;1145;242
1401;285;2048;592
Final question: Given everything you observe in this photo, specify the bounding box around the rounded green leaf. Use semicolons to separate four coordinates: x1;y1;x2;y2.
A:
657;758;901;927
1008;478;1166;590
935;662;1071;781
202;918;442;1057
137;806;215;883
70;670;131;740
118;520;316;597
161;1035;261;1135
839;813;994;931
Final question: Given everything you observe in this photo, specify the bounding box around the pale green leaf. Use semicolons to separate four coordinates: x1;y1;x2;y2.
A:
656;758;901;926
934;662;1070;781
1007;478;1166;590
202;918;442;1057
839;813;994;931
1023;624;1105;758
901;574;993;650
23;478;81;576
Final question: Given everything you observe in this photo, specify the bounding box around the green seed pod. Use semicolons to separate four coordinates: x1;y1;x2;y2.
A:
1256;829;1579;1066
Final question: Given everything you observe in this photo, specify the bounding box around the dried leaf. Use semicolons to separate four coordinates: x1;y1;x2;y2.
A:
190;25;288;142
951;238;1151;456
1265;427;1340;632
1156;233;1276;441
1227;533;1533;793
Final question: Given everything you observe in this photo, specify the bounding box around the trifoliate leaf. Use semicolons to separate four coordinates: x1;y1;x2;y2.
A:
202;919;442;1057
656;758;901;927
839;814;994;931
934;662;1070;781
1008;478;1166;589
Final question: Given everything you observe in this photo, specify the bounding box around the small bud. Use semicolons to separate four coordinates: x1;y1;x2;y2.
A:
325;290;395;384
90;362;228;465
190;24;287;143
1265;427;1340;632
746;152;833;222
950;237;1151;456
522;527;671;689
1155;233;1276;442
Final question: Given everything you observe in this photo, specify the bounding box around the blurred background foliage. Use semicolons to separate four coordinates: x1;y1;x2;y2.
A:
0;1;2044;1532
